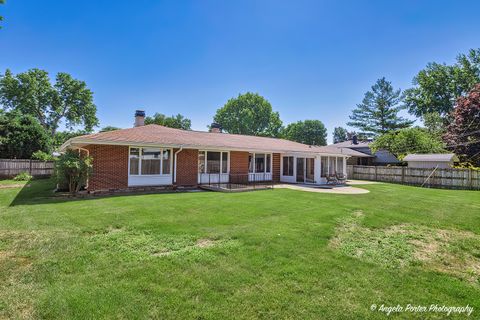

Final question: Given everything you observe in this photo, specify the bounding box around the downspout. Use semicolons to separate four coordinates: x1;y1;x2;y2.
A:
174;145;184;184
76;147;90;157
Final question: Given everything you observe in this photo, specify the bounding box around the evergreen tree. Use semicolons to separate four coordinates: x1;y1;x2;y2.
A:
348;77;413;136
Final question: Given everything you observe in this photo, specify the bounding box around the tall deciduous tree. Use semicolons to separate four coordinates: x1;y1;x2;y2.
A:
0;68;98;137
213;92;283;137
370;127;446;160
144;113;191;130
0;111;51;159
0;0;4;29
333;127;348;143
100;126;122;132
283;120;327;146
404;49;480;119
422;112;446;138
444;84;480;166
348;77;413;136
53;130;89;149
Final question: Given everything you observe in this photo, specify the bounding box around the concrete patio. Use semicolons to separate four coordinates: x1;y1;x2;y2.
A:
275;182;371;194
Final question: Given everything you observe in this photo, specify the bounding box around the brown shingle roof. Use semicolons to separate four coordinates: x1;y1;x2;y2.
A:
62;124;346;155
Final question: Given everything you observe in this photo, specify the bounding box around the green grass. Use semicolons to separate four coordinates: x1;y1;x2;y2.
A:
0;179;479;319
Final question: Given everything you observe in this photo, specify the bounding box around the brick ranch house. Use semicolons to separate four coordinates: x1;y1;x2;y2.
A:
60;111;349;192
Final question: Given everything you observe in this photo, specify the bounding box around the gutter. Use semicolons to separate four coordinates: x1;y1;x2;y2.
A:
63;139;348;157
76;147;90;157
59;138;74;152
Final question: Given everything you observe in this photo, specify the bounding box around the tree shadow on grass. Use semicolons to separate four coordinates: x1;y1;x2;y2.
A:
9;178;205;207
9;178;63;206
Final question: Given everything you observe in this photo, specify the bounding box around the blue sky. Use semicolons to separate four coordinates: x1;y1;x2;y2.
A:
1;0;479;142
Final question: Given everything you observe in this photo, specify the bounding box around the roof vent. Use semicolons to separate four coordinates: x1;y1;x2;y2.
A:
210;122;222;133
134;110;145;127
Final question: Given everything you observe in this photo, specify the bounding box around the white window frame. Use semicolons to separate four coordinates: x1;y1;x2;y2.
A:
282;155;294;177
198;150;230;174
248;153;273;174
128;146;173;176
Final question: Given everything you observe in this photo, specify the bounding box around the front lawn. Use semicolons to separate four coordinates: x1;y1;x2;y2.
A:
0;179;479;319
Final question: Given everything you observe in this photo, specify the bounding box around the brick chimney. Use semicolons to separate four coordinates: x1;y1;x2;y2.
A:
210;122;222;133
352;135;358;145
134;110;145;127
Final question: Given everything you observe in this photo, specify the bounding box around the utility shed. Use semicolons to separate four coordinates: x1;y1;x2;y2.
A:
403;153;458;169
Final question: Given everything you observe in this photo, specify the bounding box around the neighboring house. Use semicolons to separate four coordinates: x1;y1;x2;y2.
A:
403;154;458;169
60;110;349;192
329;137;399;165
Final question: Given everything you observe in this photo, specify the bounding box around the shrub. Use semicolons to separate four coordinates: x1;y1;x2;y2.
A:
55;149;93;193
32;150;56;161
13;172;33;181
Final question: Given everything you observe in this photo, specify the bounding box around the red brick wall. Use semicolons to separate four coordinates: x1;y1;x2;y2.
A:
84;146;276;190
230;151;249;174
175;148;198;186
273;153;281;182
86;144;128;191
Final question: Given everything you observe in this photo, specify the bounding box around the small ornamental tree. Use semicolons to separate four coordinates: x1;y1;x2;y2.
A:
56;149;93;193
444;84;480;166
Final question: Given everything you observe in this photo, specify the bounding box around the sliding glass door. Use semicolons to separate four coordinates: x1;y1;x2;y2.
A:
296;158;305;183
306;158;315;183
295;157;315;184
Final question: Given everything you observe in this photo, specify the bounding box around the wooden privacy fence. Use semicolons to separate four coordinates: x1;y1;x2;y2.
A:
0;159;55;178
347;165;480;190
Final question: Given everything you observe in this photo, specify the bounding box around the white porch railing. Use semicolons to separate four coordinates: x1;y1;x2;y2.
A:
248;172;272;181
198;173;229;184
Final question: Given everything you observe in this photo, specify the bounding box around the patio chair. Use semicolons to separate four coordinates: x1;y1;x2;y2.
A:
335;172;347;184
326;174;338;185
